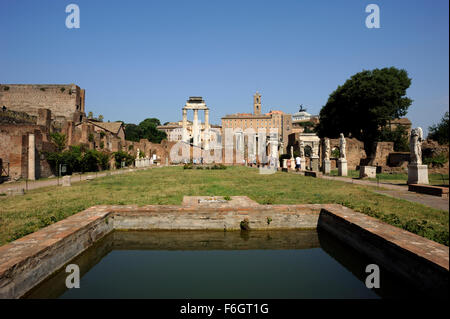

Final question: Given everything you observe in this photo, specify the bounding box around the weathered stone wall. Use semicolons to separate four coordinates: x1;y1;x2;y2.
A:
0;124;55;180
0;84;85;123
369;141;394;167
422;139;449;173
329;137;366;170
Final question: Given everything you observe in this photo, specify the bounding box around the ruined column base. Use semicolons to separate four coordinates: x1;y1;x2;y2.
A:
338;159;347;176
360;166;377;179
310;156;320;172
322;160;331;175
408;164;429;185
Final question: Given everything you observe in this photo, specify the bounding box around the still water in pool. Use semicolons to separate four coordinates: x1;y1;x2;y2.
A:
25;229;425;299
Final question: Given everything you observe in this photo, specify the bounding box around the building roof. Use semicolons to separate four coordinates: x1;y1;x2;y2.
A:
222;110;286;120
88;120;124;134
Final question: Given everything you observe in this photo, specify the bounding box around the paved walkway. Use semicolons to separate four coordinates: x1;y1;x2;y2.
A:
321;175;449;211
0;166;159;195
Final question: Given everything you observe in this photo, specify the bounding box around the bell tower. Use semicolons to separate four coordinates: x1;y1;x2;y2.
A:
253;92;261;115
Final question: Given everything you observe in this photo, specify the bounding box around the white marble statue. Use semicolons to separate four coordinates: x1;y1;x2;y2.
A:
290;146;294;159
410;127;423;165
299;140;305;158
311;142;318;157
339;133;346;159
324;138;330;161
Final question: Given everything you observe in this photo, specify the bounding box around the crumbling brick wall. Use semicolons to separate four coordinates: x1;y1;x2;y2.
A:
329;137;366;170
0;84;85;123
0;124;55;180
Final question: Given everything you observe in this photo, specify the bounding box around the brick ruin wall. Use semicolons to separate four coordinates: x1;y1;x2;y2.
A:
0;125;55;180
0;84;85;123
329;137;367;170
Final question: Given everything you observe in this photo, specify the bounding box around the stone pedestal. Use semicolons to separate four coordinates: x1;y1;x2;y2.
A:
408;165;429;185
282;159;288;169
310;156;319;172
322;160;331;175
290;158;295;170
338;159;348;176
62;175;71;187
300;158;306;171
360;166;377;179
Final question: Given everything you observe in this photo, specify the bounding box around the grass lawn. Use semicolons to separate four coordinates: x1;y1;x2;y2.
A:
0;166;448;246
330;169;449;186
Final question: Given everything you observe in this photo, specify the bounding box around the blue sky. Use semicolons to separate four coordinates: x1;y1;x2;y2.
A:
1;0;448;135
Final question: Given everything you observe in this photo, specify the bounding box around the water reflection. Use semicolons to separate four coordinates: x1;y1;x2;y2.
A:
24;229;433;299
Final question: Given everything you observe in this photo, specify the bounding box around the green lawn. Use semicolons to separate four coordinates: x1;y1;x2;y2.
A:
0;166;448;246
330;169;449;186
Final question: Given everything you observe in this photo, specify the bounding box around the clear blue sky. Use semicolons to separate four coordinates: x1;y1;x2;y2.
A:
1;0;448;135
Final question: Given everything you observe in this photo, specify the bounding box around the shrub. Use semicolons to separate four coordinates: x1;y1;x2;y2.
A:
113;150;135;168
45;146;110;174
183;163;193;169
423;152;448;168
211;164;226;170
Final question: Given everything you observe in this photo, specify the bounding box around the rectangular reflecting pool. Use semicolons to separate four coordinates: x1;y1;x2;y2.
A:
24;229;431;299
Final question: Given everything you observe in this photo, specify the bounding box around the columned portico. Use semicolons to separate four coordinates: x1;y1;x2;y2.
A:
181;97;209;148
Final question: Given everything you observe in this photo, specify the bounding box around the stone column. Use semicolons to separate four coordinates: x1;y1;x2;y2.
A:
193;109;199;146
28;134;35;180
204;109;209;130
182;108;188;142
204;109;210;150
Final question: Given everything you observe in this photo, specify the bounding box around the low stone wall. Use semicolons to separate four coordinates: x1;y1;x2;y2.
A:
0;197;448;298
317;206;449;296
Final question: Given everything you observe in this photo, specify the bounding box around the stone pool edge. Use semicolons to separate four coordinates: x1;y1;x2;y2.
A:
0;198;448;299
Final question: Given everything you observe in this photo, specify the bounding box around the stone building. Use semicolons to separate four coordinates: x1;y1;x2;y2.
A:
157;120;221;144
0;84;86;124
221;92;292;153
291;105;319;134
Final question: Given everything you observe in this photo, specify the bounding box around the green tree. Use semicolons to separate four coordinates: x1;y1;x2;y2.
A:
139;118;167;143
428;111;449;145
124;118;167;143
316;67;412;156
379;125;410;152
49;132;67;152
124;123;142;142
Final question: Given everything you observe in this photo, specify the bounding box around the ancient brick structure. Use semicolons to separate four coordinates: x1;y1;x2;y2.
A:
0;84;86;124
328;137;367;170
0;111;55;180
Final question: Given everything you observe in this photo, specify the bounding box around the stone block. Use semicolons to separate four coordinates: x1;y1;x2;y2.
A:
310;156;319;172
338;159;347;176
62;175;71;187
360;166;376;179
322;160;331;175
408;164;429;185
